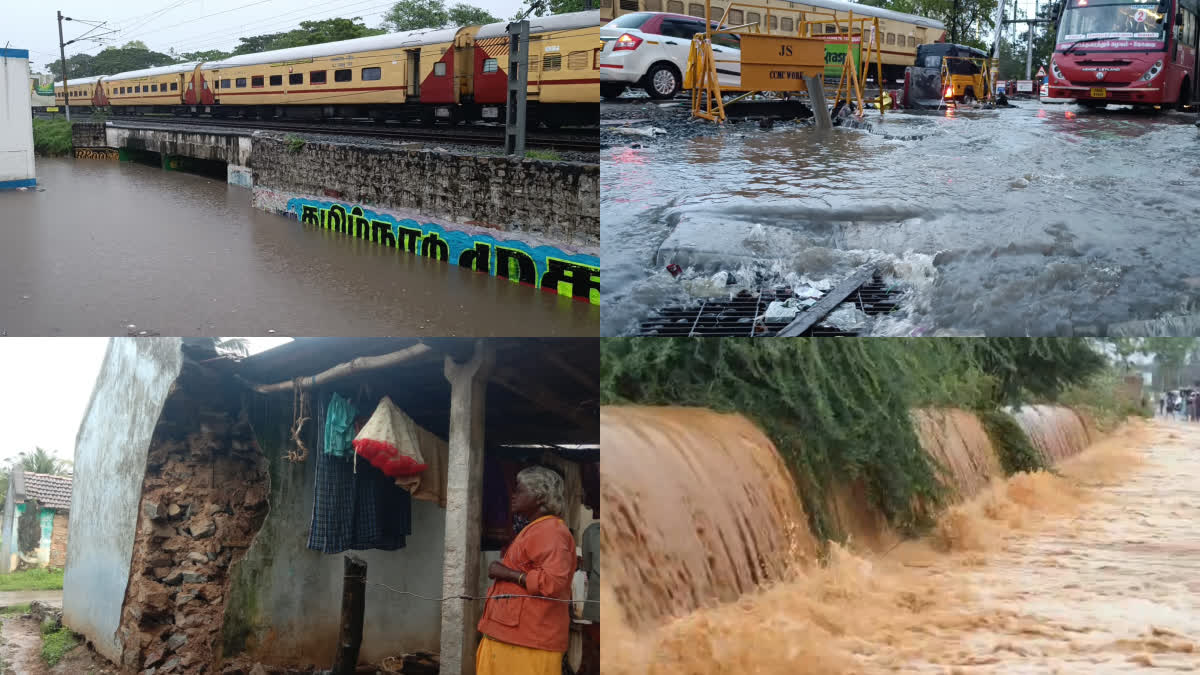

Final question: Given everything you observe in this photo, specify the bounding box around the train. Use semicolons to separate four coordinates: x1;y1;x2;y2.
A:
601;0;944;82
47;10;600;127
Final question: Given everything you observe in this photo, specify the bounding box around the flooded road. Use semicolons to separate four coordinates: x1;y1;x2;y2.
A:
601;100;1200;336
0;159;597;336
606;418;1200;673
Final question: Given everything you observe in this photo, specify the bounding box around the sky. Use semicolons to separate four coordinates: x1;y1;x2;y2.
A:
0;337;291;469
5;0;528;72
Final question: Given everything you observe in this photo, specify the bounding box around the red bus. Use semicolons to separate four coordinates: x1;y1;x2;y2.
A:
1046;0;1199;109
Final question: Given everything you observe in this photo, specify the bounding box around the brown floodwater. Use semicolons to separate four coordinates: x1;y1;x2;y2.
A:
604;413;1199;673
0;158;598;336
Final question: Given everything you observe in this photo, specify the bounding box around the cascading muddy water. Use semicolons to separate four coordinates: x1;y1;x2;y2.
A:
1009;404;1094;463
601;406;818;630
603;404;1152;674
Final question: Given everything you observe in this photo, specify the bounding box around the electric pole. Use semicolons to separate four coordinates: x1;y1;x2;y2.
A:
57;10;70;121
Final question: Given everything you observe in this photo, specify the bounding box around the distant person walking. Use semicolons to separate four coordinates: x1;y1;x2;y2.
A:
1167;392;1179;420
1160;392;1167;416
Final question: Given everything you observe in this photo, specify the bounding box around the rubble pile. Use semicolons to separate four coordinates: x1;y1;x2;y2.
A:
118;391;269;675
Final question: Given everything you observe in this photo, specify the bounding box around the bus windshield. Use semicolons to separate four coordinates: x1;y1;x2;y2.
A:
1057;0;1169;48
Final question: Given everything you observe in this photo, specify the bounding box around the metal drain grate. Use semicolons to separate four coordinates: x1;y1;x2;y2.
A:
636;271;900;337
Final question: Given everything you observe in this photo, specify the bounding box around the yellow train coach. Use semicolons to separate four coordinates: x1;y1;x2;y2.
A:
83;10;599;127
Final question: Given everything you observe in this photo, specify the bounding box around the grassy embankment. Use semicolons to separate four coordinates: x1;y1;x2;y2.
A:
0;568;64;592
601;338;1121;545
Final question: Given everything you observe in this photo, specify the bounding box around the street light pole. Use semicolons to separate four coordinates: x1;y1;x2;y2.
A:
57;10;70;121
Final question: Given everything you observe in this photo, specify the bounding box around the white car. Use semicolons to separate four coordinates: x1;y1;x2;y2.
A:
600;12;741;99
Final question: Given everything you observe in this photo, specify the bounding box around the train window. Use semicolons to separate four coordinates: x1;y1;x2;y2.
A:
335;69;351;82
769;15;778;30
135;86;141;93
886;33;895;45
270;75;283;86
747;11;760;25
236;78;247;88
221;79;231;89
728;9;742;23
568;51;589;70
251;76;263;87
150;84;157;92
644;0;662;9
434;62;447;76
171;82;178;90
619;0;639;9
542;54;562;71
289;73;303;85
781;17;793;32
825;23;836;33
688;3;704;17
310;70;327;84
361;67;381;81
908;36;916;48
666;0;684;13
483;58;499;73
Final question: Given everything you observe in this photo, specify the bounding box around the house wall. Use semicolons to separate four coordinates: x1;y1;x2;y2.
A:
49;511;69;568
0;48;36;189
63;338;185;664
1;481;15;573
223;394;449;667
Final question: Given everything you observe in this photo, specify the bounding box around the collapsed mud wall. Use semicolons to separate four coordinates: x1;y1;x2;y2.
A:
603;404;1106;630
601;407;819;630
1009;405;1095;463
117;374;269;675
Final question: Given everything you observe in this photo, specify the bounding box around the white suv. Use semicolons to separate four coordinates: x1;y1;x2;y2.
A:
600;12;741;99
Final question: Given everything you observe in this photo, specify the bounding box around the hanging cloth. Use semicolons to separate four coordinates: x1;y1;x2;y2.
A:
353;396;428;478
323;393;358;458
308;390;412;554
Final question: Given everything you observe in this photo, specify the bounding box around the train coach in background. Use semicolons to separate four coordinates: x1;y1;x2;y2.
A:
52;75;105;114
54;10;600;128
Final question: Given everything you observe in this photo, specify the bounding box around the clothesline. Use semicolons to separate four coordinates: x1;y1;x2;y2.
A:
360;580;600;604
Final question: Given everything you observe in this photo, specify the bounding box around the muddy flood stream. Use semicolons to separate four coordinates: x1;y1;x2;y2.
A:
601;100;1200;336
604;419;1200;673
0;159;597;336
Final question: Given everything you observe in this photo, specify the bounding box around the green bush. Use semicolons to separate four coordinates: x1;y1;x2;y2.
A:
978;408;1046;474
0;603;31;616
1058;370;1150;432
40;628;79;667
31;118;74;157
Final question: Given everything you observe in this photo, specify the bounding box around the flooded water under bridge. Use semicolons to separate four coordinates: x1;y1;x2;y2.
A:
0;158;598;336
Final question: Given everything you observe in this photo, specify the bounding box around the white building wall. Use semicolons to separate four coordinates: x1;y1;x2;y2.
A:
0;49;36;188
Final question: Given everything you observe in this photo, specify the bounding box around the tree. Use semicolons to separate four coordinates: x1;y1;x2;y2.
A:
20;448;68;476
968;338;1108;407
172;48;232;63
382;0;451;31
233;17;385;55
448;3;499;25
514;0;586;18
48;42;175;80
862;0;998;49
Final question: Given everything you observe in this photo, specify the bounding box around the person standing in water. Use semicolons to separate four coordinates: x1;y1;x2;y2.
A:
477;465;576;675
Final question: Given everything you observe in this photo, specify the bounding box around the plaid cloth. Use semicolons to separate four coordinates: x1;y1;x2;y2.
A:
308;390;412;554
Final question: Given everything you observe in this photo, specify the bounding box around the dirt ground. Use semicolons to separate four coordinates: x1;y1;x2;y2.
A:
0;616;115;675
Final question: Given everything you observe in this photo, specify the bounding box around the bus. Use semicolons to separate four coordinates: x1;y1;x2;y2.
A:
1046;0;1199;108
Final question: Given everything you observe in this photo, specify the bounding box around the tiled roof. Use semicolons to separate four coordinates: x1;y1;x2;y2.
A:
21;472;73;510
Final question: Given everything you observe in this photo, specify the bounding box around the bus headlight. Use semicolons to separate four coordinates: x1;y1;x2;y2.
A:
1051;58;1064;80
1139;60;1164;81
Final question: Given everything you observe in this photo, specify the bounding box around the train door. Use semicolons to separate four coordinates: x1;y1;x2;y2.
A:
528;36;544;99
455;29;476;102
407;49;421;98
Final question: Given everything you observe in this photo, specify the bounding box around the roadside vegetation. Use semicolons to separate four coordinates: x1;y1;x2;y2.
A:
0;604;30;616
601;338;1119;543
0;569;64;592
31;119;73;157
40;626;79;667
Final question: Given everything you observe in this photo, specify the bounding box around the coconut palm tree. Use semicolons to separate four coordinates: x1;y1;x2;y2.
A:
19;447;67;476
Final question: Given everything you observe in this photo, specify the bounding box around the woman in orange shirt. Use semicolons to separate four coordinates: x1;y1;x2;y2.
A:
477;466;576;675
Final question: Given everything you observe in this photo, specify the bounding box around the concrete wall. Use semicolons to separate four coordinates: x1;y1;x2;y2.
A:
72;123;107;148
250;135;599;248
1;481;15;572
0;48;36;188
106;126;252;165
63;338;184;664
223;395;448;667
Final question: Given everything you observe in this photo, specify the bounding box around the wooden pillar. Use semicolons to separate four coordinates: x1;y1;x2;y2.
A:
333;554;367;675
439;340;493;675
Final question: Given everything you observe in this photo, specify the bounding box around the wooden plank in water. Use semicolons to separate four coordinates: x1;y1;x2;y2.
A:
776;266;875;337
